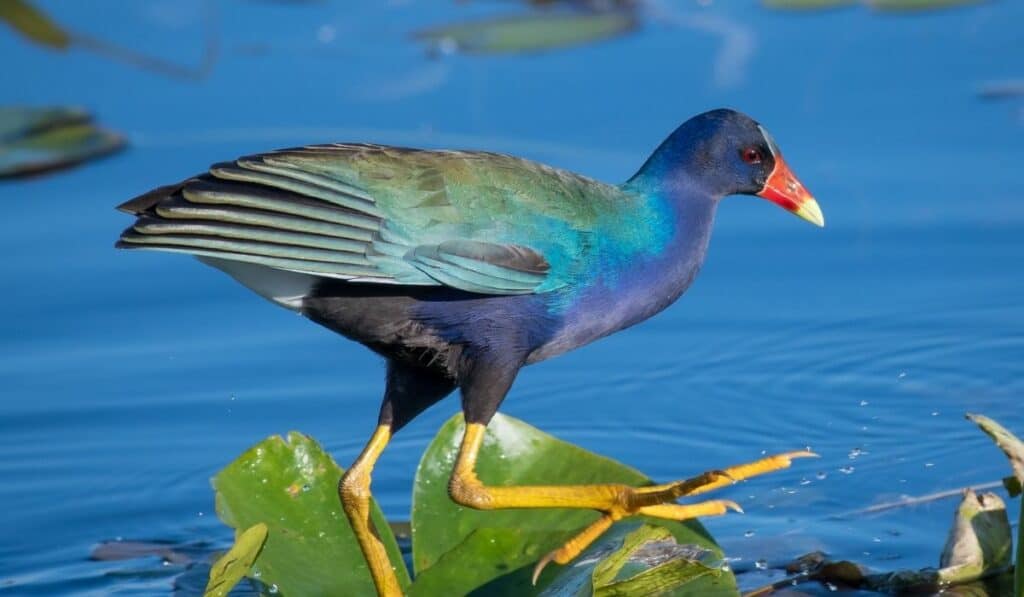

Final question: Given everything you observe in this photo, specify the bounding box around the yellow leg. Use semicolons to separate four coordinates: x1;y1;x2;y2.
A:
447;421;816;584
338;425;402;597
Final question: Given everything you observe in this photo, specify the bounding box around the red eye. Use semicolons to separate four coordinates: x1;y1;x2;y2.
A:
742;147;762;164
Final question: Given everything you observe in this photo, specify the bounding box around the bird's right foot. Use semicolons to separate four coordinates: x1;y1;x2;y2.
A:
528;450;818;582
444;422;816;584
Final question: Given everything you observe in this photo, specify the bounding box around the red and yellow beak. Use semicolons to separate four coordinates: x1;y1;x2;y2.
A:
757;155;824;227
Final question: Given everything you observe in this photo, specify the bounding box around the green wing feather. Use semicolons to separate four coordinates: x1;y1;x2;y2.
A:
117;144;640;295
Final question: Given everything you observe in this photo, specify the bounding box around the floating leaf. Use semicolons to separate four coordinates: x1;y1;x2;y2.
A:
204;523;268;597
867;0;984;11
0;0;70;49
0;106;125;179
537;522;730;597
762;0;856;10
763;0;982;10
212;432;410;596
415;12;637;55
978;80;1024;101
409;413;735;595
592;526;725;596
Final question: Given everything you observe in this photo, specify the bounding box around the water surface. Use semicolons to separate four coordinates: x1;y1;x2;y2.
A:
2;1;1022;594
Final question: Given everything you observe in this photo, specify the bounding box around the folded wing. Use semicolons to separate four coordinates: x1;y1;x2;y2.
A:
117;144;561;295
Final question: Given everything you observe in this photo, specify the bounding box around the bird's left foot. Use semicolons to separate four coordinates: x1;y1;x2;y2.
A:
529;450;817;582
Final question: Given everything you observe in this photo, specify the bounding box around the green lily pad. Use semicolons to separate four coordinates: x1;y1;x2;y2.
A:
204;523;268;597
0;0;70;49
410;413;736;595
211;431;410;595
0;106;125;179
414;12;637;55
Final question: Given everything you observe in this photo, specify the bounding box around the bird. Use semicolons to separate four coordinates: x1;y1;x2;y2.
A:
116;108;823;596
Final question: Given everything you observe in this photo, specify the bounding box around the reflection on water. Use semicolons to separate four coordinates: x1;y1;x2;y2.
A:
1;0;1022;594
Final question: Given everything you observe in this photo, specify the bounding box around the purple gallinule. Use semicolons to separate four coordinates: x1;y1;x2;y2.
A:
117;108;823;595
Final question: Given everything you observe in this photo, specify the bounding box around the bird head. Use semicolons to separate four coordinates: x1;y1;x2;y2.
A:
633;109;824;227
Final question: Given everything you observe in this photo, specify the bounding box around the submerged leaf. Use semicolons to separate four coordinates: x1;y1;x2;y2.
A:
0;0;70;49
415;12;637;55
212;432;409;596
0;107;125;178
204;523;268;597
410;413;735;595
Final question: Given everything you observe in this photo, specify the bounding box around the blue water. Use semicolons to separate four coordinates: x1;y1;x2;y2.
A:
2;1;1023;594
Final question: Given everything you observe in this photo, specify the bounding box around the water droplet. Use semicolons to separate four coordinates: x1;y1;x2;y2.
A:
755;559;768;570
302;484;311;492
816;471;827;480
873;536;882;543
253;570;262;579
744;530;755;538
848;447;863;460
897;371;907;379
261;478;268;484
839;466;855;474
197;511;204;517
826;581;838;591
924;462;935;468
318;531;326;538
931;411;940;416
798;477;811;485
269;583;280;594
859;400;869;406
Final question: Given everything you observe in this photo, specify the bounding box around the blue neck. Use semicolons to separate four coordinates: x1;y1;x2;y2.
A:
620;186;717;318
529;185;717;363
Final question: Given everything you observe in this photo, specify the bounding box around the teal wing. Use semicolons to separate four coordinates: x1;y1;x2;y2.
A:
117;144;631;295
